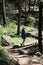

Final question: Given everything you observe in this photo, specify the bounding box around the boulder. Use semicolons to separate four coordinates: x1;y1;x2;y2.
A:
35;52;42;56
2;35;12;46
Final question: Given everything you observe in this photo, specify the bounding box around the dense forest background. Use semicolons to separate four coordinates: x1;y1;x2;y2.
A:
0;0;43;28
0;0;43;65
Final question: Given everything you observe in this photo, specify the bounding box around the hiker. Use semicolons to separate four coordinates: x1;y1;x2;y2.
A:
21;28;26;46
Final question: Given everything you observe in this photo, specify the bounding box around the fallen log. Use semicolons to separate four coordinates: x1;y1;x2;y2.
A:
18;48;28;54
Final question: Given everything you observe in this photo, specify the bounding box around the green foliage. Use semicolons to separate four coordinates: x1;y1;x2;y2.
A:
11;37;23;46
32;42;38;47
23;25;38;35
0;47;20;65
0;47;9;60
27;14;35;25
0;21;38;46
4;22;17;35
0;22;17;45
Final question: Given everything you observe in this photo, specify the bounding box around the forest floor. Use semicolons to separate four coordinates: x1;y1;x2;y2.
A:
4;38;43;65
9;53;43;65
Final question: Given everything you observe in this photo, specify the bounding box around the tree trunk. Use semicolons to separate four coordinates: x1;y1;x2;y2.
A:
17;0;22;35
2;0;6;26
29;0;30;11
38;2;42;53
24;0;27;25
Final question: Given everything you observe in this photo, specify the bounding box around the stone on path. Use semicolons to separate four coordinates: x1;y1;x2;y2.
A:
2;35;12;45
35;52;42;56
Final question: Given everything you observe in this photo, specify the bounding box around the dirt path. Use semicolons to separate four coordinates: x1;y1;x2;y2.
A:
9;51;43;65
4;38;38;49
24;38;38;46
4;38;43;65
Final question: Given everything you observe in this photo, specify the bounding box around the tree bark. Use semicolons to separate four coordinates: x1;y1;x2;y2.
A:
38;2;42;53
29;0;30;11
2;0;6;26
17;0;22;35
24;0;27;25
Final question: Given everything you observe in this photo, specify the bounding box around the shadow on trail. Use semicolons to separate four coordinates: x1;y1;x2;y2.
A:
0;60;20;65
10;44;38;56
0;60;10;65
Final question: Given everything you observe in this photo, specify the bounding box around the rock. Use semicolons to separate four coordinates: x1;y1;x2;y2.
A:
2;35;12;45
33;55;38;59
41;55;43;58
35;52;42;56
32;58;40;64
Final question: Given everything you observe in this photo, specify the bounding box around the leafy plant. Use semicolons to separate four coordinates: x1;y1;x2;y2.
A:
0;47;20;65
27;14;35;25
0;47;9;60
